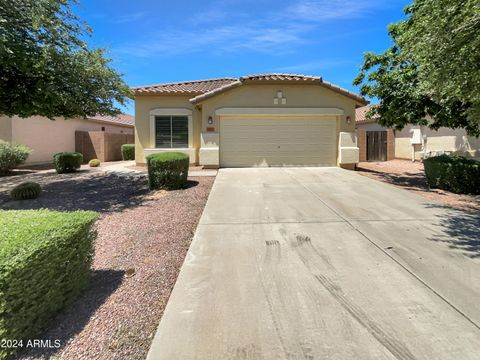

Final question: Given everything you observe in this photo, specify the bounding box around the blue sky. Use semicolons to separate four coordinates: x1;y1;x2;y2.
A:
75;0;410;114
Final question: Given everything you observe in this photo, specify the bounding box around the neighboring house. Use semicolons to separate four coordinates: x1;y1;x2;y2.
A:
356;105;480;161
355;106;395;162
133;73;368;168
0;114;134;164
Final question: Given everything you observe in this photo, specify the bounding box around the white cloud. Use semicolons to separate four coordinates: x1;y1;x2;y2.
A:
115;0;388;58
189;9;232;25
287;0;381;21
274;59;353;73
117;24;305;58
111;11;147;24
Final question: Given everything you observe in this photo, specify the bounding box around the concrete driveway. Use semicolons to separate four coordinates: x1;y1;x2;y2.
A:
148;168;480;360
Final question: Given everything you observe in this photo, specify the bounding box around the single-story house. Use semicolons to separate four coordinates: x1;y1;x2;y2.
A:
0;114;134;164
356;105;480;161
133;73;368;168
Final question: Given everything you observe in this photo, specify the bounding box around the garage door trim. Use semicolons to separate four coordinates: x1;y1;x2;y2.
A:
215;107;344;117
219;116;337;167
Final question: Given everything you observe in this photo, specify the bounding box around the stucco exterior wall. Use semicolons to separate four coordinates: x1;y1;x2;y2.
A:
134;95;201;164
0;116;12;143
356;122;386;132
199;84;359;166
134;83;361;166
198;84;357;136
1;115;133;164
395;125;480;160
356;121;480;160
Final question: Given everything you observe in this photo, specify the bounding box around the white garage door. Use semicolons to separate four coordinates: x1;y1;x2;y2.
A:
220;116;337;167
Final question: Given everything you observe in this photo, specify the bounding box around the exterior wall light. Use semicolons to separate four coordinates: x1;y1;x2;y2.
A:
207;116;213;125
346;116;352;124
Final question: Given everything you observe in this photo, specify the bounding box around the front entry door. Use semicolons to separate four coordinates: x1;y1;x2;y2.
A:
366;131;387;161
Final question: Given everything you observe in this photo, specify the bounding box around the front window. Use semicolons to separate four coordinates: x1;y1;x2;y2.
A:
155;115;188;148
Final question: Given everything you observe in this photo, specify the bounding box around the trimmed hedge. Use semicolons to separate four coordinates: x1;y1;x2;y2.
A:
53;152;83;174
147;152;189;190
0;143;31;175
10;182;42;200
121;144;135;161
423;155;480;194
88;159;101;167
0;210;98;359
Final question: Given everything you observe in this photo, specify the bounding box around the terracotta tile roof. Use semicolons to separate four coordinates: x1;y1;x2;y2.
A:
320;81;367;105
188;80;243;104
240;73;322;82
134;73;368;105
192;74;367;105
87;113;135;127
355;105;379;123
132;78;238;95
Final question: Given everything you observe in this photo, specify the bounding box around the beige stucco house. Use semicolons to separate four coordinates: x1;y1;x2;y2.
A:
355;105;480;161
133;74;368;168
0;114;134;164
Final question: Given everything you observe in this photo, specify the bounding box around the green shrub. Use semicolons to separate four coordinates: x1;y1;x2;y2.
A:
0;210;98;359
53;152;83;174
10;182;42;200
88;159;101;167
121;144;135;160
147;152;189;190
423;155;480;194
0;143;31;175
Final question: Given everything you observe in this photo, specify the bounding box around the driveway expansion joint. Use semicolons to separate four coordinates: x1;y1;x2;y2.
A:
282;168;480;331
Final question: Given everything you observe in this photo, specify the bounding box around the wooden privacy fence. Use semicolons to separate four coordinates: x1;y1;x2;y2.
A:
75;131;134;162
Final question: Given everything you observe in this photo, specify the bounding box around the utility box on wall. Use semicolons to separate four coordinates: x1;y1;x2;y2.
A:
410;128;422;144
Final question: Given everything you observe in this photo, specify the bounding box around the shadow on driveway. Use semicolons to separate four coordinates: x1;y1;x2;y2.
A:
427;203;480;258
356;166;428;191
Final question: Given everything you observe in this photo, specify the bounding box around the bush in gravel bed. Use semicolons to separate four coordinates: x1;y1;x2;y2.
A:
423;155;480;194
147;152;189;190
88;158;101;167
0;143;31;175
10;182;42;200
0;210;98;359
121;144;135;160
53;152;83;173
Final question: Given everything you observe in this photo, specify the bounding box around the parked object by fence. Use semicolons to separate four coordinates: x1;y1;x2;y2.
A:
75;131;134;162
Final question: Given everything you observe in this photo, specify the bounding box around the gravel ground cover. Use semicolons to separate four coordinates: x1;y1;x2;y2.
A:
0;169;214;359
356;159;480;213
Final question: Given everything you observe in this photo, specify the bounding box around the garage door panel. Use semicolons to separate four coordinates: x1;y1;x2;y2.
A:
220;116;336;167
222;143;334;152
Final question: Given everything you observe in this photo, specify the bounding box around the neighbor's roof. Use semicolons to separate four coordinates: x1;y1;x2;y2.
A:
131;78;238;95
87;113;135;127
355;105;379;123
133;73;368;105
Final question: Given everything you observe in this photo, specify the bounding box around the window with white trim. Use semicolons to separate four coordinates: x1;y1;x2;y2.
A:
155;115;188;148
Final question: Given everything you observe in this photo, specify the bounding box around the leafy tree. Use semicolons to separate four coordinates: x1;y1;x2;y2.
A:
0;0;131;119
400;0;480;125
354;0;480;136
